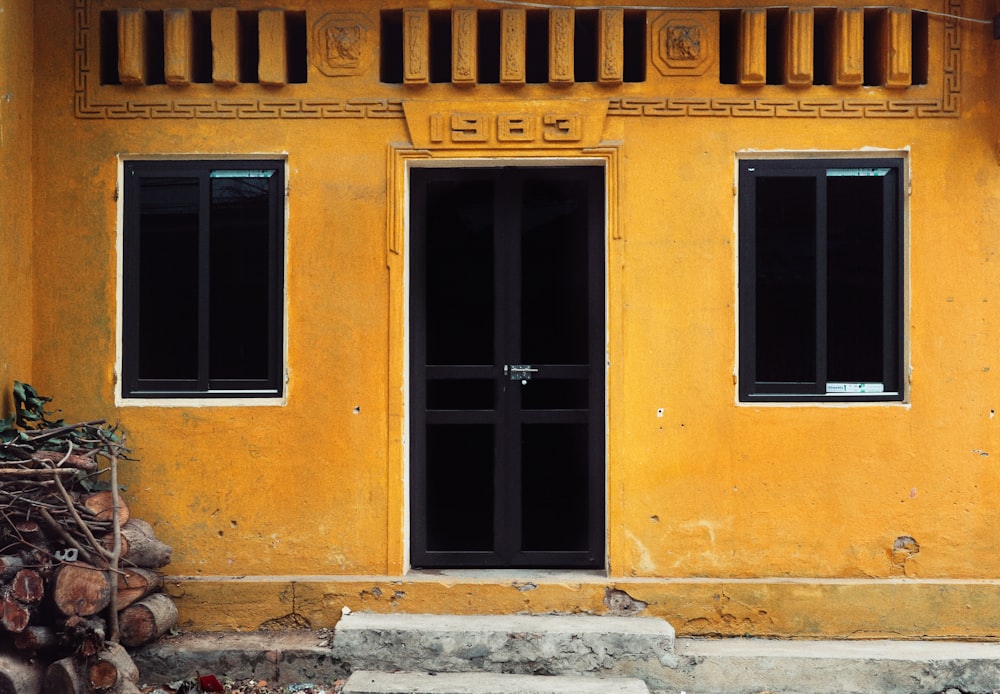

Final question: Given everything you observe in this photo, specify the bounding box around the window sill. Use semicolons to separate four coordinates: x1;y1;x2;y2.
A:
116;395;287;408
737;396;908;407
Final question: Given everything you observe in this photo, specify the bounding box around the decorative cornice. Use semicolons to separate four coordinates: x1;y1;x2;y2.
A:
74;0;961;121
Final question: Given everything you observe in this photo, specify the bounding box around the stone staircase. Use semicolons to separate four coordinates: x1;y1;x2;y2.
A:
130;615;1000;694
329;612;1000;694
332;613;672;694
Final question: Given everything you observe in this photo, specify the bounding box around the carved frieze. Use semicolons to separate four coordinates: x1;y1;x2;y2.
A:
313;12;373;77
452;9;477;86
549;9;575;85
651;13;713;77
403;9;429;85
73;0;962;120
598;9;624;84
500;9;526;85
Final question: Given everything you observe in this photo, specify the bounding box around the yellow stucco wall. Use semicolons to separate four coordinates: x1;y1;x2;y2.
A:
0;0;35;406
10;0;1000;637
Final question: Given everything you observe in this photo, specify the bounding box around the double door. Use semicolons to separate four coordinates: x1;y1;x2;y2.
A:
410;166;605;569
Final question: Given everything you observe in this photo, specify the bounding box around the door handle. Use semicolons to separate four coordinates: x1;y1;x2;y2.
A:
505;365;538;383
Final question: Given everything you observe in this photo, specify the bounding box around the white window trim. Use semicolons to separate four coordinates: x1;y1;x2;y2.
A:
114;153;290;408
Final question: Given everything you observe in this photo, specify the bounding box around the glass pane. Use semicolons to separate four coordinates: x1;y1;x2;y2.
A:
521;379;588;410
209;173;273;380
754;176;817;383
425;180;494;365
521;423;589;551
521;177;589;365
137;177;199;379
426;424;494;551
826;175;885;383
427;380;494;410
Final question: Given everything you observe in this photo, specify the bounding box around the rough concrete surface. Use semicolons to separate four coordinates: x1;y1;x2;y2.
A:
132;630;347;685
130;624;1000;694
330;612;677;675
342;670;651;694
667;638;1000;694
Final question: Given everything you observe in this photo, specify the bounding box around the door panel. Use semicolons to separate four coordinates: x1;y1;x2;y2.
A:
425;423;494;552
520;422;590;552
411;166;605;569
424;178;495;366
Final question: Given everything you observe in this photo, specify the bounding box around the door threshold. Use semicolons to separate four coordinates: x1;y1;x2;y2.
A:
405;568;608;581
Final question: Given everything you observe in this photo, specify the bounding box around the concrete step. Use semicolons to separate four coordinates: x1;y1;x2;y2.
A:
670;638;1000;694
342;670;651;694
330;612;676;678
130;628;1000;694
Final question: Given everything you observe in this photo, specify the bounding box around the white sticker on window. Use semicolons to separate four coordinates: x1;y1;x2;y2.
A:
210;170;275;178
826;168;890;177
826;382;885;394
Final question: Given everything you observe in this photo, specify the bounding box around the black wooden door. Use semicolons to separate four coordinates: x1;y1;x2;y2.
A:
410;167;605;569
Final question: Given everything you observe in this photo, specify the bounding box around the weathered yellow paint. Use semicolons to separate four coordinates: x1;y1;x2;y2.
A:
0;0;35;407
168;577;1000;641
5;0;1000;639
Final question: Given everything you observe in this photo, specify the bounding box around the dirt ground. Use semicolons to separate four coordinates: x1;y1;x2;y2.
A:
140;679;347;694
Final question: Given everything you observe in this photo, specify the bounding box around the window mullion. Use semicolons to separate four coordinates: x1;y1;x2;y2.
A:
198;173;212;391
815;174;828;393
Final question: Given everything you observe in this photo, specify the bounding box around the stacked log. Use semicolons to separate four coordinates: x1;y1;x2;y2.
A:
0;382;178;693
1;496;178;692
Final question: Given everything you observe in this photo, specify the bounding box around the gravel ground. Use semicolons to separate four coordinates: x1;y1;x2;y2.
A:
140;679;347;694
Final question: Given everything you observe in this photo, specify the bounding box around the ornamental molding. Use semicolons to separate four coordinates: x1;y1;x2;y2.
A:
74;0;961;121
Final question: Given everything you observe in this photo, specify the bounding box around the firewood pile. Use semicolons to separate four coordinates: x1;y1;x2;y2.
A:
0;383;177;694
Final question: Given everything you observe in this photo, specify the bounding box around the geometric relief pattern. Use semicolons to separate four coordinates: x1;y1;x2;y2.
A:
611;0;961;119
75;94;405;120
74;0;402;120
75;0;961;121
608;94;958;119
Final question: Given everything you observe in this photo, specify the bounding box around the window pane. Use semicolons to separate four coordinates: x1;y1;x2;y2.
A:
521;176;589;365
826;176;885;383
137;177;199;379
754;176;817;384
209;173;273;380
425;179;495;366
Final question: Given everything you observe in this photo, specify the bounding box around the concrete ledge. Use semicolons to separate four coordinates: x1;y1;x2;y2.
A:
163;575;1000;640
343;671;651;694
331;612;676;675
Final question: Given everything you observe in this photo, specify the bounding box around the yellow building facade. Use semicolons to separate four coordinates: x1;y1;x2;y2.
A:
4;0;1000;638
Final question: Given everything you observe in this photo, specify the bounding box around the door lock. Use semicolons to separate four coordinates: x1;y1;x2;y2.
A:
505;365;538;384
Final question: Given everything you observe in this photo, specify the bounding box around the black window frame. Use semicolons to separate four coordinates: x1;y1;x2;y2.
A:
738;157;904;403
122;159;285;399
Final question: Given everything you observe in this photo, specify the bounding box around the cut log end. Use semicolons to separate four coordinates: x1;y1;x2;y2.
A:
51;562;112;617
13;625;59;651
118;593;178;648
87;660;119;690
12;568;45;604
83;491;130;524
1;595;32;633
